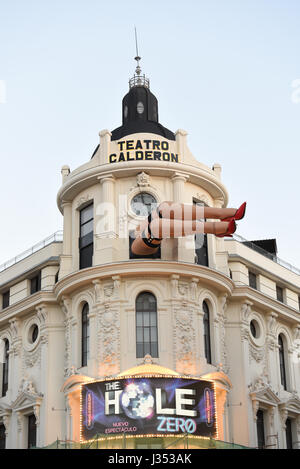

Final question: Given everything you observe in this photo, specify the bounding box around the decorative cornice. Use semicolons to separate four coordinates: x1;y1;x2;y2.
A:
0;292;56;326
231;285;300;325
57;161;228;213
54;262;234;301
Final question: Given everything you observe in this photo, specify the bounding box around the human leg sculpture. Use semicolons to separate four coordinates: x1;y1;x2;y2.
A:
131;201;246;256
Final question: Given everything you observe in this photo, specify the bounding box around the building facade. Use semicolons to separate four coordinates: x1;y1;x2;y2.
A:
0;66;300;449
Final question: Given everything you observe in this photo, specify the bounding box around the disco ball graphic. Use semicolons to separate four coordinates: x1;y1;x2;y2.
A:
121;382;154;419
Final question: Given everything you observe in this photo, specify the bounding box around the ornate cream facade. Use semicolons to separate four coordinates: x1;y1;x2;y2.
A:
0;83;300;449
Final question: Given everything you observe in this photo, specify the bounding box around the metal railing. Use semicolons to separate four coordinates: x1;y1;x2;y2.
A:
129;74;150;89
230;234;300;276
0;231;63;273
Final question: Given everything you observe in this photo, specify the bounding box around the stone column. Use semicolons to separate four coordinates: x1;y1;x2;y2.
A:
59;201;73;279
214;197;228;275
94;175;117;264
98;129;112;165
171;172;194;263
87;305;98;376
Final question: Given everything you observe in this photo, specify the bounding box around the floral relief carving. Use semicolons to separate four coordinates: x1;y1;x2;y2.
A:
173;307;196;374
61;296;72;378
249;343;265;363
98;307;120;377
136;172;150;187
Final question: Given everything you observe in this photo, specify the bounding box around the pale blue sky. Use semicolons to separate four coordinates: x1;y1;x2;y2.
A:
0;0;300;268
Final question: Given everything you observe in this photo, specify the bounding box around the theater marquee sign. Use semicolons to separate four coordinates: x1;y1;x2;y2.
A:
81;377;217;441
109;139;179;164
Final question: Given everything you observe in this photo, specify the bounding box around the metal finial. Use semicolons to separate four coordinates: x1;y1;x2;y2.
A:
129;27;149;89
134;26;141;75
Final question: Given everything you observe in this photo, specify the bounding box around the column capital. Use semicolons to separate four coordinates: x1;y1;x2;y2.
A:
171;171;189;183
97;174;115;184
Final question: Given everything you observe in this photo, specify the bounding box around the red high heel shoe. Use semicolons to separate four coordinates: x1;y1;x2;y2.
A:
222;202;246;222
216;219;237;238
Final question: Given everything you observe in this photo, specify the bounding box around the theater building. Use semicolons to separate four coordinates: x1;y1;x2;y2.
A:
0;63;300;450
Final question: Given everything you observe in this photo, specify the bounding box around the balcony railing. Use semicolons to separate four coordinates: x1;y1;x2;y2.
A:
129;74;150;89
0;231;63;273
230;234;300;276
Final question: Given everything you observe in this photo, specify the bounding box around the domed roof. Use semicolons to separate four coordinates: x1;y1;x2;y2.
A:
117;362;180;378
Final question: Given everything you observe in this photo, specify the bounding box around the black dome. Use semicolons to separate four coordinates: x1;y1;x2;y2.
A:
111;85;175;141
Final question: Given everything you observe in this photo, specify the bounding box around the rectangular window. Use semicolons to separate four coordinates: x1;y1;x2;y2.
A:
30;271;41;294
285;418;293;449
0;424;5;450
27;414;37;449
79;203;94;269
249;271;257;290
2;291;9;309
256;409;265;449
298;296;300;312
276;285;284;303
194;200;209;267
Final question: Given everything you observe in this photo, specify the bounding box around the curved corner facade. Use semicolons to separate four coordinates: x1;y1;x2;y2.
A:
0;83;300;449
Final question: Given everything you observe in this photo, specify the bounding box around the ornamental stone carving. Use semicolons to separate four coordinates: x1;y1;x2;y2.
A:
195;193;211;207
9;317;22;357
240;301;253;342
178;282;189;298
61;296;72;378
267;311;278;336
170;275;179;299
190;278;199;301
136;172;150;187
249;343;265;363
76;194;91;208
2;413;11;436
217;294;228;372
280;408;289;429
93;280;103;304
98;307;120;377
173;307;196;374
23;347;41;368
19;377;37;394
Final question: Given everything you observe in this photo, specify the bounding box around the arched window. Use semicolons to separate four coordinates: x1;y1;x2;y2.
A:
81;303;90;367
1;339;9;397
278;334;287;390
203;301;212;364
136;292;158;358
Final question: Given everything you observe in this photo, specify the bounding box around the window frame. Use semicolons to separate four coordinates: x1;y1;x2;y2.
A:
0;423;5;450
81;303;90;367
256;409;265;449
79;203;94;270
2;290;9;310
1;339;9;397
203;300;212;364
278;334;287;390
136;292;158;359
27;414;37;449
276;285;284;303
193;199;209;267
30;271;41;295
249;271;257;290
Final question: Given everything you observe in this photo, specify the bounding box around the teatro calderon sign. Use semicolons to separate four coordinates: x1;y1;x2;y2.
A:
81;377;216;441
109;139;179;164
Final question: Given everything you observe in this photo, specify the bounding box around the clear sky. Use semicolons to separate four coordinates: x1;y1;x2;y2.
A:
0;0;300;268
